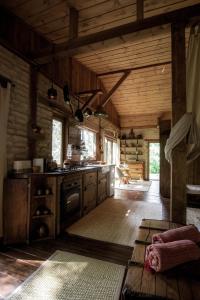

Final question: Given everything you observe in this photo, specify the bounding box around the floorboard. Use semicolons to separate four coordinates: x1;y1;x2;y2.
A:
0;180;168;299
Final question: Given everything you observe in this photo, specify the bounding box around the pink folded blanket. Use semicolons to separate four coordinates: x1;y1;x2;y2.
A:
152;225;200;244
145;239;200;272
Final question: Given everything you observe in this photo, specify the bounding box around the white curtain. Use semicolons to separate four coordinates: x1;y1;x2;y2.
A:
0;82;11;237
165;25;200;163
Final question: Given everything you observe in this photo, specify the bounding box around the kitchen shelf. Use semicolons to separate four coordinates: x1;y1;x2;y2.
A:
120;135;145;179
30;175;56;242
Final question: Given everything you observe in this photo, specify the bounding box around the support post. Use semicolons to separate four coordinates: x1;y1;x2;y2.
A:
170;22;187;224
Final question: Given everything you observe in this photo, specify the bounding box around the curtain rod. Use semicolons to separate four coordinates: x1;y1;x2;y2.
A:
0;74;15;87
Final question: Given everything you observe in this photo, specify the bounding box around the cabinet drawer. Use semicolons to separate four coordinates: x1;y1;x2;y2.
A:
84;172;97;186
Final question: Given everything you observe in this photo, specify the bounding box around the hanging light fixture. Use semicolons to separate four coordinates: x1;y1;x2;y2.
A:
63;83;70;104
48;80;57;100
83;107;93;118
47;49;57;100
94;105;108;118
75;98;84;122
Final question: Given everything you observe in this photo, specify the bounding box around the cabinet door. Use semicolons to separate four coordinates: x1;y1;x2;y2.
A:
4;179;28;244
98;177;107;204
83;184;97;215
84;172;97;186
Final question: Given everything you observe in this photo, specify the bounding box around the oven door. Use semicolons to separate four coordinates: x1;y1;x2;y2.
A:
60;184;81;229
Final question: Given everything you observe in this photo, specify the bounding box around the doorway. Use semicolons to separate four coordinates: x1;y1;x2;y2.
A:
149;142;160;180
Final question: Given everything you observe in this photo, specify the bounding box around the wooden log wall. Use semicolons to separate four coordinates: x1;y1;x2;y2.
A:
0;6;120;128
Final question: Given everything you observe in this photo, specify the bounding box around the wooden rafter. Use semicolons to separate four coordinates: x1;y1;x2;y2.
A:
101;71;131;107
97;61;171;77
81;90;100;112
78;89;103;97
32;4;200;63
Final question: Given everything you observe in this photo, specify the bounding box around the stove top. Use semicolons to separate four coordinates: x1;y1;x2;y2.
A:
48;165;99;174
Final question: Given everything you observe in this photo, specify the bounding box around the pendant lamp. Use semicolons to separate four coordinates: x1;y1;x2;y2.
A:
47;52;57;100
94;105;108;118
48;81;57;100
63;83;70;104
75;98;84;122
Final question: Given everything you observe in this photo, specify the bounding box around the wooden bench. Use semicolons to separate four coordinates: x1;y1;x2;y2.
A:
122;219;200;300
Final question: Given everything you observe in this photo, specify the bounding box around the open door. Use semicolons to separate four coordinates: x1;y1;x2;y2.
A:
149;142;160;180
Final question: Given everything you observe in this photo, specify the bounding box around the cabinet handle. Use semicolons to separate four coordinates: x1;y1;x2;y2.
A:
84;187;87;191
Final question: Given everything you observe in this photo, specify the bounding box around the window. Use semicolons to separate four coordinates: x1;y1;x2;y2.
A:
104;137;120;165
80;128;96;160
52;119;63;165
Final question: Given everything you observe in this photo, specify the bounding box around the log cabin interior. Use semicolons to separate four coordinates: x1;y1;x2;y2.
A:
0;0;200;299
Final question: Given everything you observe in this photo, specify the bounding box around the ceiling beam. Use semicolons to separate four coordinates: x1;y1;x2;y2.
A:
101;71;131;107
81;90;100;112
97;61;171;77
77;89;103;97
137;0;144;22
32;3;200;63
69;7;79;40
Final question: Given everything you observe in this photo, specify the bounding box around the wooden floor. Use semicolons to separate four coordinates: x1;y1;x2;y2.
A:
0;180;168;299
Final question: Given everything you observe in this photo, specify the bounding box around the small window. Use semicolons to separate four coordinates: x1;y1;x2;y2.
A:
80;128;96;160
52;119;63;165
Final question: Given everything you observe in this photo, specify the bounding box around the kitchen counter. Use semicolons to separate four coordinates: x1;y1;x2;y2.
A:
9;165;104;178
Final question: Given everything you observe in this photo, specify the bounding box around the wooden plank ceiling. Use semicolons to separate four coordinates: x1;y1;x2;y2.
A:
1;0;197;127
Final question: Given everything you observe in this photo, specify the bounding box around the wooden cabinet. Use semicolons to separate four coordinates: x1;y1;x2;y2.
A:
97;169;108;204
29;175;56;241
127;162;145;180
4;179;28;244
3;175;57;244
83;171;97;215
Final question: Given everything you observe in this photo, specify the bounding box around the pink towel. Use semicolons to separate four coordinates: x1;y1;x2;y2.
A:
145;239;200;272
152;225;200;244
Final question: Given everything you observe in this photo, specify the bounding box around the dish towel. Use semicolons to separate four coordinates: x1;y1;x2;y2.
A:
145;240;200;272
152;224;200;244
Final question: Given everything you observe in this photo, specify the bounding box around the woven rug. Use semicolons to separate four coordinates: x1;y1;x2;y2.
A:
115;180;151;192
67;198;162;246
6;250;125;300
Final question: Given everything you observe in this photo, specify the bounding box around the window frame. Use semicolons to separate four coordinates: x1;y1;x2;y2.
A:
104;135;118;165
79;126;97;161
